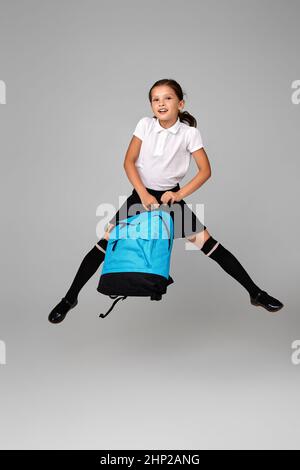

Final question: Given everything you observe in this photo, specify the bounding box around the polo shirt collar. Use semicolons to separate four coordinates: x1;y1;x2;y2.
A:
153;117;181;134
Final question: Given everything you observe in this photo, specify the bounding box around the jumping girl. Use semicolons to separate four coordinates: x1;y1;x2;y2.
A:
48;78;284;324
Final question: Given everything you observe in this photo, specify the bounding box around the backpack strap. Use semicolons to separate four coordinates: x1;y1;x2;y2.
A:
99;295;127;318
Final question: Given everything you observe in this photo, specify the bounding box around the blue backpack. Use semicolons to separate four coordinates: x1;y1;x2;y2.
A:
97;208;175;318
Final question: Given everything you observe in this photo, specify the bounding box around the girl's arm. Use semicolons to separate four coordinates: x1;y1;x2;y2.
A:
178;148;212;199
123;136;148;199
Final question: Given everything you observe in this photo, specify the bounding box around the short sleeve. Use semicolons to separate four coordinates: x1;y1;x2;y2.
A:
187;127;204;153
133;117;147;141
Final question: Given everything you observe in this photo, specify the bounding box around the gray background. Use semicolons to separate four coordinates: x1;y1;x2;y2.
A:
0;0;299;450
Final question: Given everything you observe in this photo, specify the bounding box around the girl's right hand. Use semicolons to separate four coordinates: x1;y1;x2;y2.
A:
141;193;160;211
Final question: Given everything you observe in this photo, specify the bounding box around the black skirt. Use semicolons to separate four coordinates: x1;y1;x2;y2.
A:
108;183;206;239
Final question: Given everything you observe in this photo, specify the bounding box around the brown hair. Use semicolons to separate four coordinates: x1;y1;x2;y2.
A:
148;78;197;127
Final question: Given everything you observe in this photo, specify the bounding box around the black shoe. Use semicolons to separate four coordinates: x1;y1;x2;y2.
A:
250;290;284;312
48;297;78;324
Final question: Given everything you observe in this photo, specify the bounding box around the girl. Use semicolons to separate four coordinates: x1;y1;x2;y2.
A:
48;79;283;324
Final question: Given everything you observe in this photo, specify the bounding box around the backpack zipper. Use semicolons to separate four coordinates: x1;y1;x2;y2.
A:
112;240;119;251
136;239;152;268
154;214;171;250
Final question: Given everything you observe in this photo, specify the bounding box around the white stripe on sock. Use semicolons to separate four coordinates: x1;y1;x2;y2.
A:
95;244;106;254
206;241;220;257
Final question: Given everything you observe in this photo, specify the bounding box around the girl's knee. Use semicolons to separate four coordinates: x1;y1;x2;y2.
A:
102;223;115;241
185;229;211;248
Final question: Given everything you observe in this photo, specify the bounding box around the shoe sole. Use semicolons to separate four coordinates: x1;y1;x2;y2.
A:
250;299;284;313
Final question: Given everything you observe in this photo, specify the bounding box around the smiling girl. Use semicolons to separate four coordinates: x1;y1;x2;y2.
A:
48;78;284;323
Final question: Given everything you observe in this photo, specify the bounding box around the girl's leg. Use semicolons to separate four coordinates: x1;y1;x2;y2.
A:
48;224;115;324
63;226;114;304
48;188;143;323
185;229;284;312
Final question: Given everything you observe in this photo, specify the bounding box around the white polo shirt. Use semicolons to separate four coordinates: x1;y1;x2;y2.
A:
132;116;204;190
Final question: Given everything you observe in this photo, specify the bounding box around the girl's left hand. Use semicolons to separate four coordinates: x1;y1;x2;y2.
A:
160;190;183;205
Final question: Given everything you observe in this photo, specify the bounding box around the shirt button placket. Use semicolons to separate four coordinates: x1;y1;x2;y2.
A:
154;130;168;157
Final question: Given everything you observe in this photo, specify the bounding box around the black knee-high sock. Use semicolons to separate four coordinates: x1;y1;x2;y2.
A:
64;238;108;304
201;236;261;298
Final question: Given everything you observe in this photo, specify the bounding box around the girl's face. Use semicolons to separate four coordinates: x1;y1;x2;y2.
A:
150;85;184;123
